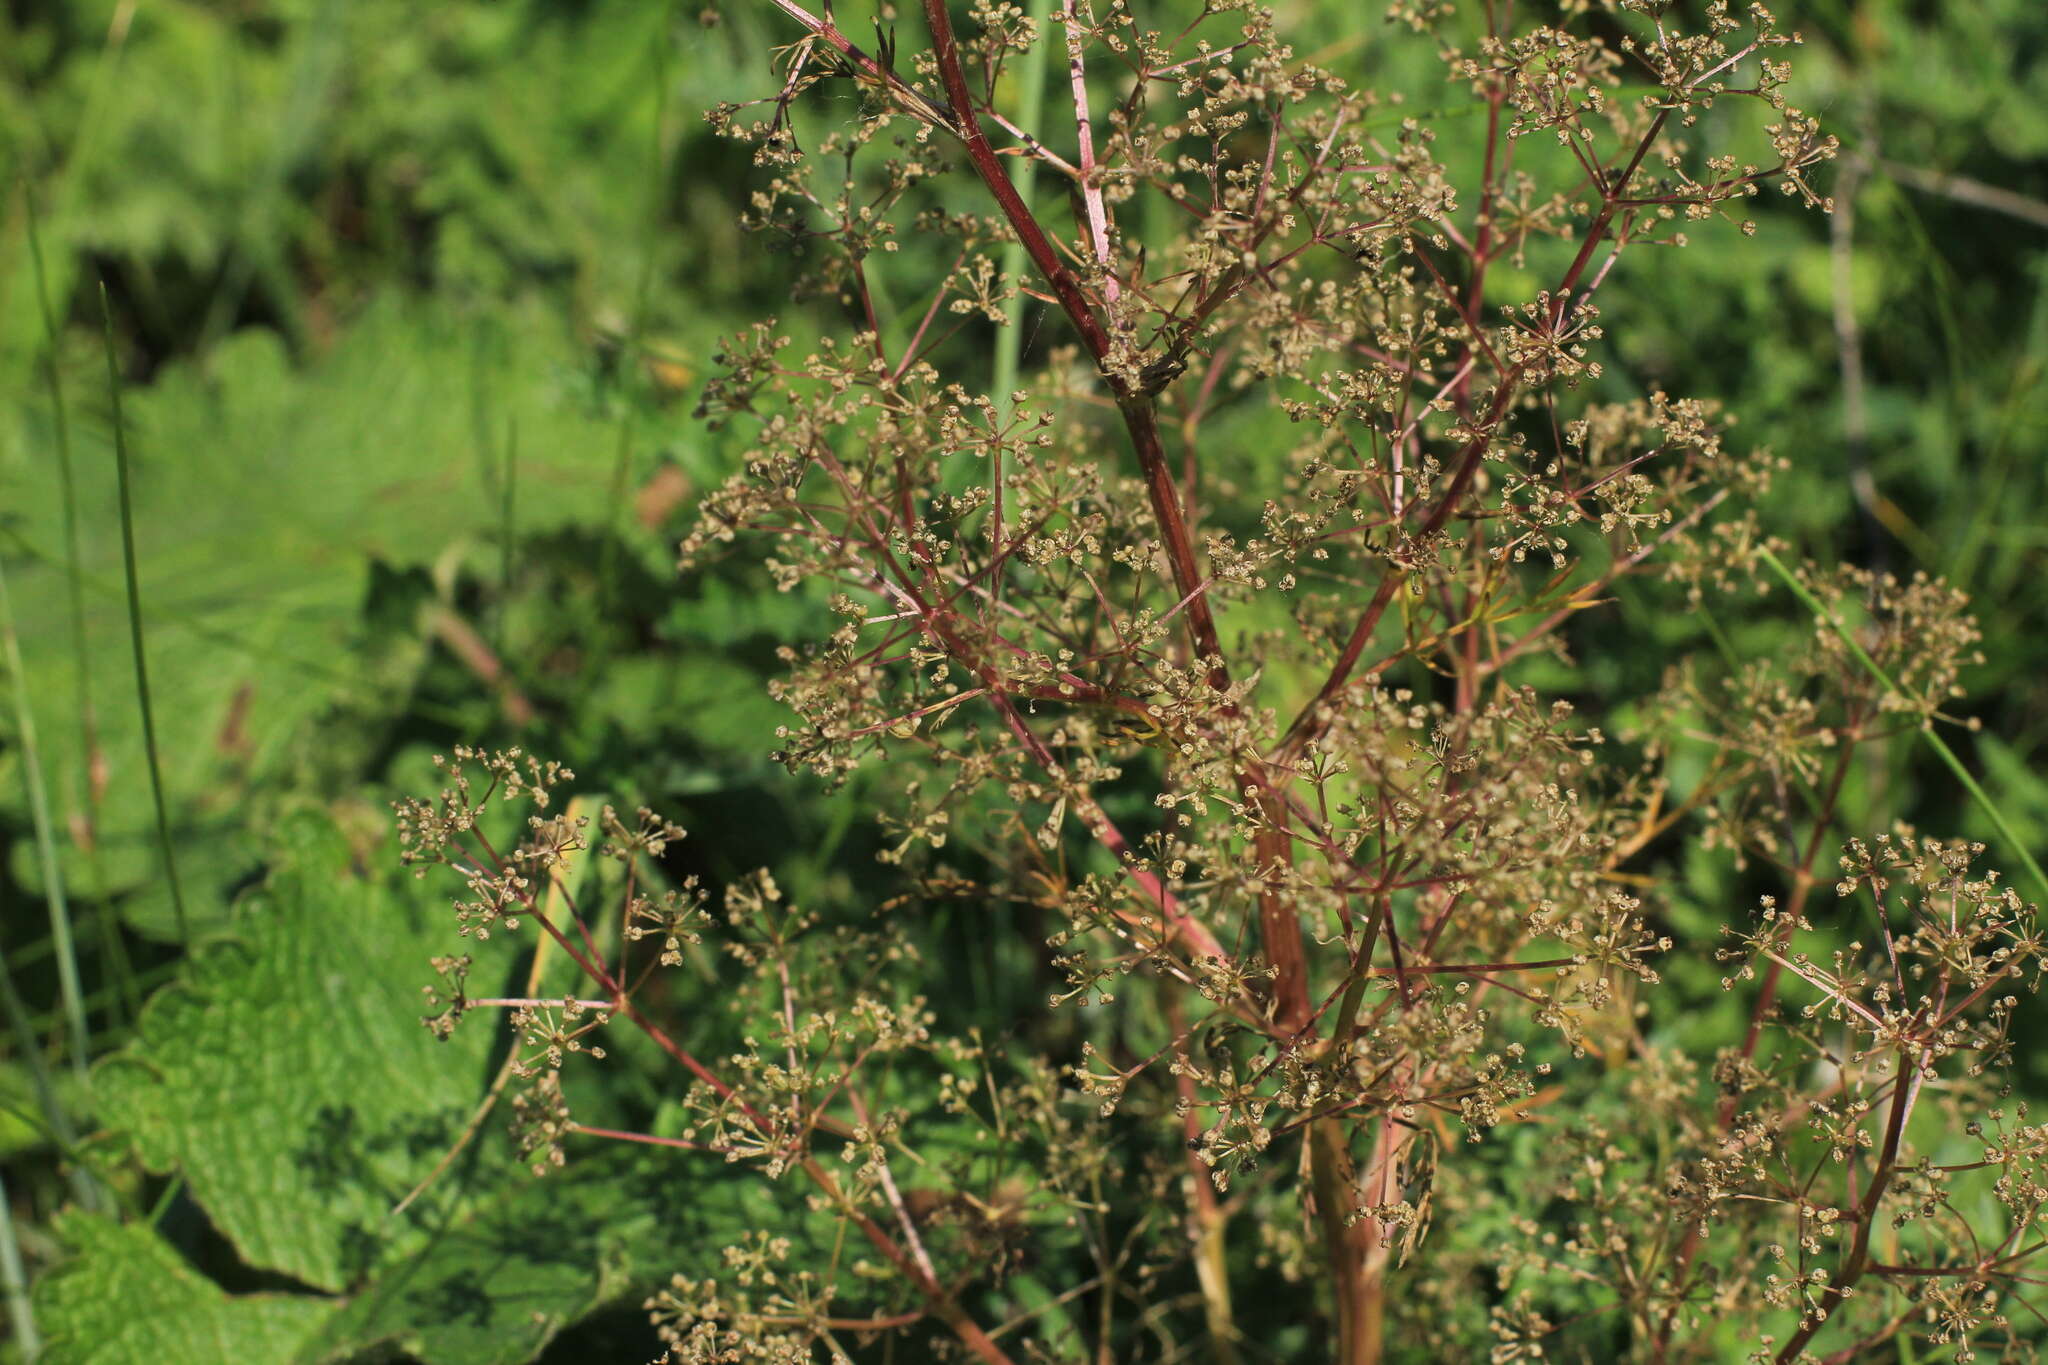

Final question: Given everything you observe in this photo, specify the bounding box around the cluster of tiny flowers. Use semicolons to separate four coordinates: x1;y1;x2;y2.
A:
385;3;2038;1361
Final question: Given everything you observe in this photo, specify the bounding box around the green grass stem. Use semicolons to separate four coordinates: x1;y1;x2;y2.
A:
24;195;96;778
0;562;94;1097
991;0;1058;431
25;191;141;1025
0;937;96;1213
0;1091;140;1223
1756;547;2048;903
0;1169;37;1361
100;284;189;942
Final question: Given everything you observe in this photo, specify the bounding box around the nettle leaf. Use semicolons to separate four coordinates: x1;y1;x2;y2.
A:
95;815;499;1291
0;297;657;940
83;814;726;1361
34;1212;333;1365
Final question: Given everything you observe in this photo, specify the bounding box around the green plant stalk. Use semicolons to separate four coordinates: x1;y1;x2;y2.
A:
24;194;97;778
101;285;189;941
0;1168;37;1361
1756;547;2048;902
0;1092;138;1222
148;1174;186;1229
26;194;141;1026
974;0;1058;588
0;935;96;1213
0;561;95;1096
991;0;1057;431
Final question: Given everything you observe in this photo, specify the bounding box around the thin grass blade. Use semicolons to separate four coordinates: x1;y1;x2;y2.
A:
0;1168;38;1360
100;283;189;942
25;191;140;1023
1757;547;2048;903
0;563;94;1100
991;0;1058;430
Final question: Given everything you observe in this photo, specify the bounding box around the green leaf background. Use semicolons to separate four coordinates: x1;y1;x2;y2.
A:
3;0;2046;1358
39;818;761;1363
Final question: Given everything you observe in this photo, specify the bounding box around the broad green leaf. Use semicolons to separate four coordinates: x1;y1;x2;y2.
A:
84;814;770;1363
3;0;775;941
34;1212;333;1365
0;298;652;938
93;815;506;1292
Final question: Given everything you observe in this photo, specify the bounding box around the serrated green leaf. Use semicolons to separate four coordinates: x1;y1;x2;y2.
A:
93;815;507;1292
0;300;637;933
34;1212;333;1365
81;814;772;1363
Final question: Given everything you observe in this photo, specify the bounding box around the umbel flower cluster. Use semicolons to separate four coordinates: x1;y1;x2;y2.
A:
396;2;2043;1361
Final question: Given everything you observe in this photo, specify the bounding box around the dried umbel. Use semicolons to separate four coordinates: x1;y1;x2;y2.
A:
397;2;2037;1361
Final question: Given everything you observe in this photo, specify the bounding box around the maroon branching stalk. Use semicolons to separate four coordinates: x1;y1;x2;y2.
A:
395;5;2042;1362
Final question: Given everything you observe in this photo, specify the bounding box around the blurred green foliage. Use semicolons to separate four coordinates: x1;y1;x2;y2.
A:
1;0;2045;1359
